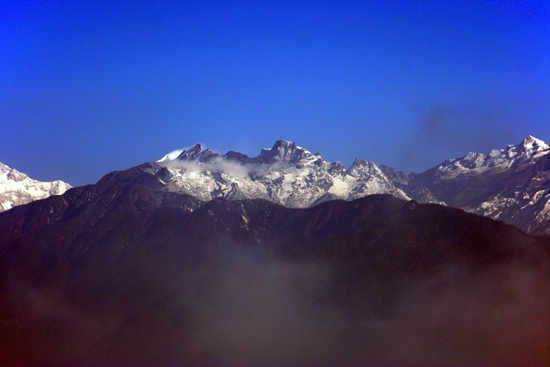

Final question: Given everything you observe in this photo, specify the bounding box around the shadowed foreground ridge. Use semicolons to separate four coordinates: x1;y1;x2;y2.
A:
0;180;549;366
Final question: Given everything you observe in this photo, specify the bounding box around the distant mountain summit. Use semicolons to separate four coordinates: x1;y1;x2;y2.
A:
0;161;71;212
427;134;549;180
385;135;550;234
160;140;323;166
145;139;409;208
257;139;314;164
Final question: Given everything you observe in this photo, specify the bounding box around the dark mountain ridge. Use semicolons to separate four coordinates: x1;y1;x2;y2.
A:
1;175;549;366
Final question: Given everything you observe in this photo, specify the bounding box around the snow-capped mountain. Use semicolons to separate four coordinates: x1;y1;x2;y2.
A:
0;161;72;212
98;135;550;235
426;135;549;181
388;135;550;235
152;140;409;208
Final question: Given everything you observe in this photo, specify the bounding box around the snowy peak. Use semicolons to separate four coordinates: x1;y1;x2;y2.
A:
519;135;550;155
157;149;184;162
157;145;208;162
1;163;29;182
348;159;379;177
499;135;550;162
0;161;72;212
403;134;550;235
258;140;315;165
433;135;550;179
521;134;548;148
160;140;321;168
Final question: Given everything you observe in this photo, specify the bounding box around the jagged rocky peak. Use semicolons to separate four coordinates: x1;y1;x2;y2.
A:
328;161;346;175
159;140;320;167
348;158;379;176
257;139;314;165
379;165;412;186
176;144;220;162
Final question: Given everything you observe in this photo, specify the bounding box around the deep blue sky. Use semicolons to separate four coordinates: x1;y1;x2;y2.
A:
1;0;549;186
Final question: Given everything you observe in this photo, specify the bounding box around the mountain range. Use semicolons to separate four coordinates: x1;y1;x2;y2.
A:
98;135;550;235
3;135;550;235
1;136;549;366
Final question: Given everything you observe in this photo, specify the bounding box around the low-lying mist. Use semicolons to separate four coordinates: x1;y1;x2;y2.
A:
2;242;549;367
158;156;284;179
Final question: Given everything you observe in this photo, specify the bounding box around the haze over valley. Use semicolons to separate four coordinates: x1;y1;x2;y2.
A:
1;1;549;365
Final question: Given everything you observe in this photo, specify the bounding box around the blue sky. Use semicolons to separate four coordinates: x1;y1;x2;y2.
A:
1;0;549;186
